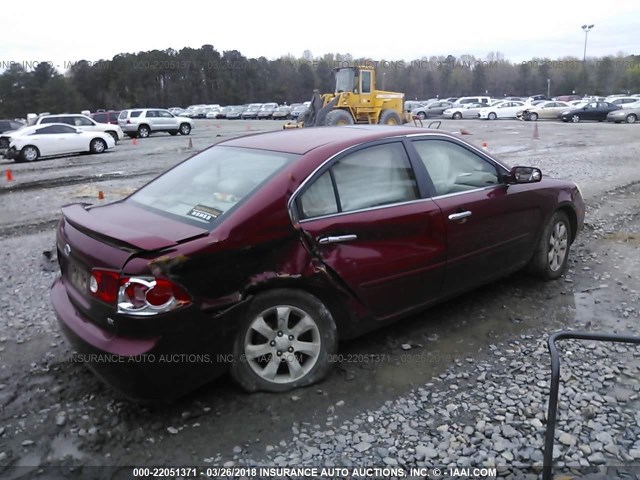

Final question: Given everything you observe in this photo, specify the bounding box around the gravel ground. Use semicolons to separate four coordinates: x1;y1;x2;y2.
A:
0;120;639;479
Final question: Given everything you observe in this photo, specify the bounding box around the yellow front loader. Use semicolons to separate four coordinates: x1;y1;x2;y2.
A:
292;67;410;128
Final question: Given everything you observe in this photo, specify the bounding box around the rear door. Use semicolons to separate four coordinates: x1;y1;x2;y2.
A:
409;137;544;296
295;140;446;319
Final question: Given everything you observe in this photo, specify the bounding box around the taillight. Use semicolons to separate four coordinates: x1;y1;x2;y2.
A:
118;276;191;316
126;119;131;124
89;269;120;304
89;270;191;316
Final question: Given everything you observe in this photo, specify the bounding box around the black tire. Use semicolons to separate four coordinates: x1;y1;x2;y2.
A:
529;112;538;121
417;111;427;120
230;289;337;393
488;112;497;120
452;112;462;120
527;211;572;280
169;130;178;136
324;109;355;126
90;138;107;154
379;109;402;125
20;145;40;162
106;131;119;144
137;125;150;138
179;123;191;135
626;114;637;124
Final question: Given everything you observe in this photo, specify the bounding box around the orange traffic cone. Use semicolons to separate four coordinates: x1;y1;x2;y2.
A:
482;141;488;150
533;123;539;139
132;137;138;145
98;190;104;200
6;169;13;181
187;138;193;149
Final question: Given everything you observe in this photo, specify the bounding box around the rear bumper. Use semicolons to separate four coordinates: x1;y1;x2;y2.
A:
51;277;239;402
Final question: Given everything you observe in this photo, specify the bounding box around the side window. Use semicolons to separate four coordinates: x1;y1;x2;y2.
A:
130;111;142;118
299;171;338;219
413;140;499;196
333;143;418;212
361;71;371;94
146;110;157;118
159;110;173;118
299;143;419;219
75;116;94;126
39;117;57;124
93;114;106;123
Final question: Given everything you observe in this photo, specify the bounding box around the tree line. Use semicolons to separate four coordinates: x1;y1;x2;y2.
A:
0;45;638;118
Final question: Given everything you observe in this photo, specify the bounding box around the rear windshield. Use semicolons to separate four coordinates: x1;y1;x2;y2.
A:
128;146;298;229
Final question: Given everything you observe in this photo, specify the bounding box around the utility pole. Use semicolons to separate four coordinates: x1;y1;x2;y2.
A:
581;24;594;95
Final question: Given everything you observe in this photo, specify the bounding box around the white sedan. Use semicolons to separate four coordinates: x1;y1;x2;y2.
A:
442;102;487;119
478;101;526;120
4;123;115;162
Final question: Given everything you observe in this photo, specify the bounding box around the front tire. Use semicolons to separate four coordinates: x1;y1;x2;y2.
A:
230;289;337;393
452;112;462;120
488;112;497;120
571;115;580;123
324;109;354;126
379;109;402;125
416;111;427;120
20;145;40;162
90;138;107;154
529;112;538;121
179;123;191;135
626;114;637;124
528;211;572;280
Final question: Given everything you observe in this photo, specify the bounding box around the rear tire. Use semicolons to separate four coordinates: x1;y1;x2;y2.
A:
417;111;427;120
90;138;107;154
324;109;354;126
106;131;119;143
179;123;191;135
137;125;150;138
488;112;497;120
571;115;580;123
169;131;178;136
527;211;571;280
379;109;402;125
452;112;462;120
626;114;637;124
529;112;538;121
230;289;337;393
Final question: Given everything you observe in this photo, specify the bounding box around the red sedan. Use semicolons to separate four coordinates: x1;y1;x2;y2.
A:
51;126;584;401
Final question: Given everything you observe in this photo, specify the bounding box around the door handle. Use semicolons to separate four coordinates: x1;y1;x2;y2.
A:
318;234;358;245
448;211;472;221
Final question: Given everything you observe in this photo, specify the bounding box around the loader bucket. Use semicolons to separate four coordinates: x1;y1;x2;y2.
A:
300;94;339;127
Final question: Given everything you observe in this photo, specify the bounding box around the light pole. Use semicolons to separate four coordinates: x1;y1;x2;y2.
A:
547;78;551;98
581;24;594;94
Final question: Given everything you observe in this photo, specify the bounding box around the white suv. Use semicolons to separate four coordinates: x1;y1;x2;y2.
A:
37;114;124;143
118;109;193;138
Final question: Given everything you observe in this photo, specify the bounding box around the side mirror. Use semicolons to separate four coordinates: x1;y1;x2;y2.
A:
505;166;542;184
76;129;82;134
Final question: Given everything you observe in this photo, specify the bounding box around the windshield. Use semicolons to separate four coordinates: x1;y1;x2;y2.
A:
335;68;356;93
128;146;298;229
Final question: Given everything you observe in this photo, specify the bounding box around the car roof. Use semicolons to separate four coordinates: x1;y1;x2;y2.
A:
220;125;443;155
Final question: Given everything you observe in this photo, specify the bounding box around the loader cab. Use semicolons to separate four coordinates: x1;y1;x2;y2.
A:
334;67;374;95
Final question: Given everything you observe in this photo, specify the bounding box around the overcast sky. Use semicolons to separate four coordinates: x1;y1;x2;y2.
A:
1;0;638;71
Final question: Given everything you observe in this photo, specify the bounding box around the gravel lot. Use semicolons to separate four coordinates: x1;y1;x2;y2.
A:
0;119;639;479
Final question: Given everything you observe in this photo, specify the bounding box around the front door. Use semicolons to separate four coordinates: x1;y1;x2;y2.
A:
409;138;543;296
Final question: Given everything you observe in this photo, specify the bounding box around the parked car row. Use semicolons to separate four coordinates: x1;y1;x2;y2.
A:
173;102;311;121
1;107;196;162
409;93;640;124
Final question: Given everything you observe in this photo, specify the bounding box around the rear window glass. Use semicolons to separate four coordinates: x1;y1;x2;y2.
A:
118;111;128;119
128;146;298;229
